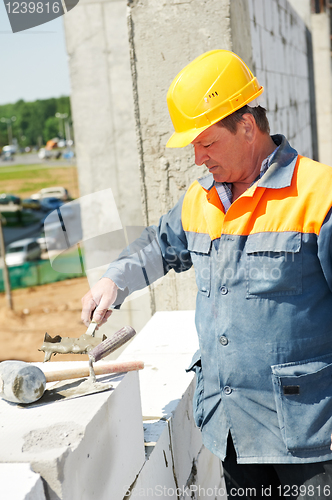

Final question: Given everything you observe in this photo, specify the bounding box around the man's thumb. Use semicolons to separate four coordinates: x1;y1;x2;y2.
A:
92;294;114;323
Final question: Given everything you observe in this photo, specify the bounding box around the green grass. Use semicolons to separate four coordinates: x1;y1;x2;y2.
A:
0;163;79;199
0;165;56;179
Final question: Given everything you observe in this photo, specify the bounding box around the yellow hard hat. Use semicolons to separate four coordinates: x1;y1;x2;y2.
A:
166;50;263;148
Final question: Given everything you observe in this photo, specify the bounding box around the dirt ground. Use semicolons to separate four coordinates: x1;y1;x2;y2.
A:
0;161;88;362
0;277;92;363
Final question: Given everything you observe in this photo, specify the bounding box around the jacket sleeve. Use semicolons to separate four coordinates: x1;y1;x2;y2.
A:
102;194;193;306
317;206;332;292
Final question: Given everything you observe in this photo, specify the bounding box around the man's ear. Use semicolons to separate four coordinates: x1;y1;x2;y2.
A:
240;113;256;143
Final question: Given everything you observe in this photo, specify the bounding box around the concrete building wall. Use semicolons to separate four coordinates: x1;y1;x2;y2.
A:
247;0;313;158
311;11;332;165
63;0;317;321
63;0;152;340
127;0;233;313
290;0;332;166
288;0;312;28
129;0;314;312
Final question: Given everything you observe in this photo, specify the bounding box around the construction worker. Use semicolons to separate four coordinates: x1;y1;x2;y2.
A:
82;50;332;499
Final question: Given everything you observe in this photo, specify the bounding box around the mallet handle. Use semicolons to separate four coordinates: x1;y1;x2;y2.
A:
45;360;144;383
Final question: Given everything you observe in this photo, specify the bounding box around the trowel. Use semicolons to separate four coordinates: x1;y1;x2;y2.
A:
1;326;142;406
39;320;101;362
44;324;140;403
39;322;135;362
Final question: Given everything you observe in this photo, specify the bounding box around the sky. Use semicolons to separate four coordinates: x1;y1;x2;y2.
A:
0;3;71;105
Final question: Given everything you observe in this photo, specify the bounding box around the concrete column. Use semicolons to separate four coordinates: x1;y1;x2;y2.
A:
311;11;332;165
128;0;233;313
63;0;152;339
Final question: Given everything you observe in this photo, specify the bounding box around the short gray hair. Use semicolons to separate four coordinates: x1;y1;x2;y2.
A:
217;105;270;134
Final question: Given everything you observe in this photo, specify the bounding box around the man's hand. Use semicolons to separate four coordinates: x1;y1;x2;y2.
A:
81;277;119;327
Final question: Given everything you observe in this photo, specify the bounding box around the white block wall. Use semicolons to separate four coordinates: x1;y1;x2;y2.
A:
0;312;225;500
248;0;313;158
0;369;146;500
118;311;227;500
0;464;46;500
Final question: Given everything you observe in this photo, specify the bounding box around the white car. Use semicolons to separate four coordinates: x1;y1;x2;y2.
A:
39;187;70;201
37;148;52;160
5;238;41;266
31;186;70;202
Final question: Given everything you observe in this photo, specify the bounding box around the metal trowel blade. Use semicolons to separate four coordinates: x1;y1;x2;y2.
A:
38;377;113;405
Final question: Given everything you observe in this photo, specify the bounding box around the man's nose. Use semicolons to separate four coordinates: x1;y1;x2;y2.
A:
194;145;209;166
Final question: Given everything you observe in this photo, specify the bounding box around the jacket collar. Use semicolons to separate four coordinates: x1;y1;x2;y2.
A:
258;135;298;189
197;135;298;192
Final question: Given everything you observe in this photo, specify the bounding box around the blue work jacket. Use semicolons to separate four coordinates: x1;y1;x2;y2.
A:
104;135;332;463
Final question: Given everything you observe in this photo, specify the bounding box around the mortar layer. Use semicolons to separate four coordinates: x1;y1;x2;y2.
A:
40;333;105;362
22;423;84;453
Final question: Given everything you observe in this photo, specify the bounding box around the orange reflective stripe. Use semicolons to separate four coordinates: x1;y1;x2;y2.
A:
182;157;332;239
182;181;225;239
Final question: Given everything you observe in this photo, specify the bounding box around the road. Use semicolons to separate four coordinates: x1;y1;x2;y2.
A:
0;152;75;168
2;212;45;245
3;220;43;245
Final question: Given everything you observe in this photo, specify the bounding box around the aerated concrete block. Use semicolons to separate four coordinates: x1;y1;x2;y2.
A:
118;310;224;498
124;422;178;499
195;446;227;500
117;311;199;419
0;464;46;500
169;380;203;488
0;366;145;500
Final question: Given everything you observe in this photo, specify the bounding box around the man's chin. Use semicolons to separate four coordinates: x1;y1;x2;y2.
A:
212;173;226;183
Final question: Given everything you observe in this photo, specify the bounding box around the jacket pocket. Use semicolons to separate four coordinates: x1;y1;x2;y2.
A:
186;350;205;428
246;232;302;298
271;354;332;451
187;233;212;297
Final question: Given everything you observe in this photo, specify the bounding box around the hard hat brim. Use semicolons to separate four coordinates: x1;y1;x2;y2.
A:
166;126;208;148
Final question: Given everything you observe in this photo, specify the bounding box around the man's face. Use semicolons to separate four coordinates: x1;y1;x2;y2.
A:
191;122;251;184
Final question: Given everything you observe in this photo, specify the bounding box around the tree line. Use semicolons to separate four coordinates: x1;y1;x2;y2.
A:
0;96;72;149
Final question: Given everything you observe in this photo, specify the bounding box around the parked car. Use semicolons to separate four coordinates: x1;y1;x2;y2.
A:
37;148;52;160
5;238;41;266
21;198;41;210
1;145;16;161
2;145;17;154
0;193;21;205
36;232;57;251
1;151;14;161
40;197;64;212
39;187;70;201
31;187;71;202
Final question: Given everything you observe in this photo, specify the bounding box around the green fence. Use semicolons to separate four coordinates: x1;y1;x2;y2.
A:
0;255;85;292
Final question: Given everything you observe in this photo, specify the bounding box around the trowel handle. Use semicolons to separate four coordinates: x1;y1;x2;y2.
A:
89;326;136;363
45;360;144;383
